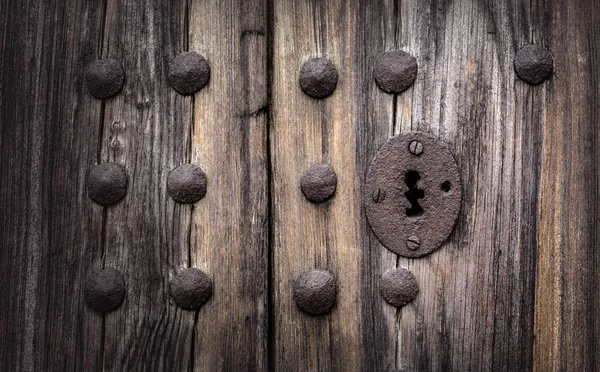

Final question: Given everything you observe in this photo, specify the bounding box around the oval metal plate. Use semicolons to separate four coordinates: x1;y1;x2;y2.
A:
365;132;462;258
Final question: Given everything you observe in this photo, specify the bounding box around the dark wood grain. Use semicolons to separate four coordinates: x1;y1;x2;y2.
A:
1;0;599;371
98;0;195;370
188;0;269;370
0;0;106;371
534;0;600;371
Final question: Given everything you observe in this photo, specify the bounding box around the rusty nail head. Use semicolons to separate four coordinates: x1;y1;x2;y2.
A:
301;164;337;203
84;268;126;312
168;52;210;95
170;268;213;310
380;268;419;307
87;163;128;205
299;58;338;99
293;270;336;316
514;44;553;85
85;59;125;99
167;164;207;204
409;140;423;155
406;235;420;250
374;50;418;94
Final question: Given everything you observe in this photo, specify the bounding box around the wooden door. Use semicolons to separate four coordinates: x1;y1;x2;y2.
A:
0;0;598;371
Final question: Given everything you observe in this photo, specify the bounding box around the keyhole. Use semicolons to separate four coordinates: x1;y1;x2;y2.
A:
404;170;424;217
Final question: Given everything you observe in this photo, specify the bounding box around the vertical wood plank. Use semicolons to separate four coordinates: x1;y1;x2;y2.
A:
100;0;194;370
534;1;600;371
0;0;106;370
189;0;269;370
393;0;540;370
271;1;400;371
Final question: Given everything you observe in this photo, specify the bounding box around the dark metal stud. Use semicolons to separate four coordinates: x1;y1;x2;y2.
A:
87;163;127;205
169;268;213;310
380;268;419;307
84;268;126;312
167;164;207;204
168;52;210;95
300;164;337;203
514;44;553;85
299;58;338;98
293;270;336;315
85;59;125;99
374;50;418;94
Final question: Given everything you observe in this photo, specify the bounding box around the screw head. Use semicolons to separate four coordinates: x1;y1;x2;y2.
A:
408;140;423;155
406;235;421;250
372;188;386;203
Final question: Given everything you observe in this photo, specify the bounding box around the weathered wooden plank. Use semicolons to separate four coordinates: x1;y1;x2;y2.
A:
0;0;106;371
188;0;269;370
391;0;540;371
534;1;600;371
271;1;398;371
99;0;194;370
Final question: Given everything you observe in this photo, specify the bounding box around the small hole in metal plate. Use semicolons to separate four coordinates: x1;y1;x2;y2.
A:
441;181;452;193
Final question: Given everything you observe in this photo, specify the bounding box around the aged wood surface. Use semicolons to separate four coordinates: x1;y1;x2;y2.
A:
0;0;106;370
187;0;269;370
0;0;599;371
98;0;194;370
534;0;600;371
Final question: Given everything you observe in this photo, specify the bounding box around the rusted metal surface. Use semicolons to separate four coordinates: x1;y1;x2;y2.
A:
87;163;128;205
85;59;125;99
380;268;419;307
168;52;210;95
373;50;417;94
169;268;213;310
300;164;337;203
298;58;338;98
514;44;553;85
84;268;126;312
293;270;336;315
167;164;207;204
365;132;462;258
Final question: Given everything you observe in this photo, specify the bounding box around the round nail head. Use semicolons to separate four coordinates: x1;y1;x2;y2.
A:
87;163;127;205
514;44;553;85
168;52;210;95
380;268;419;307
169;268;213;310
167;164;207;204
300;164;337;203
299;58;338;98
85;59;125;99
84;268;126;312
293;270;336;315
374;50;418;94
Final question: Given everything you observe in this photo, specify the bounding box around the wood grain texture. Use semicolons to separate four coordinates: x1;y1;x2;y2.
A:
1;0;599;371
534;0;600;371
99;0;194;370
0;0;106;370
188;0;269;370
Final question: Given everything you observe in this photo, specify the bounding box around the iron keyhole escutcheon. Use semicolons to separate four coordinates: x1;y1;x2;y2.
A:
365;131;462;258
